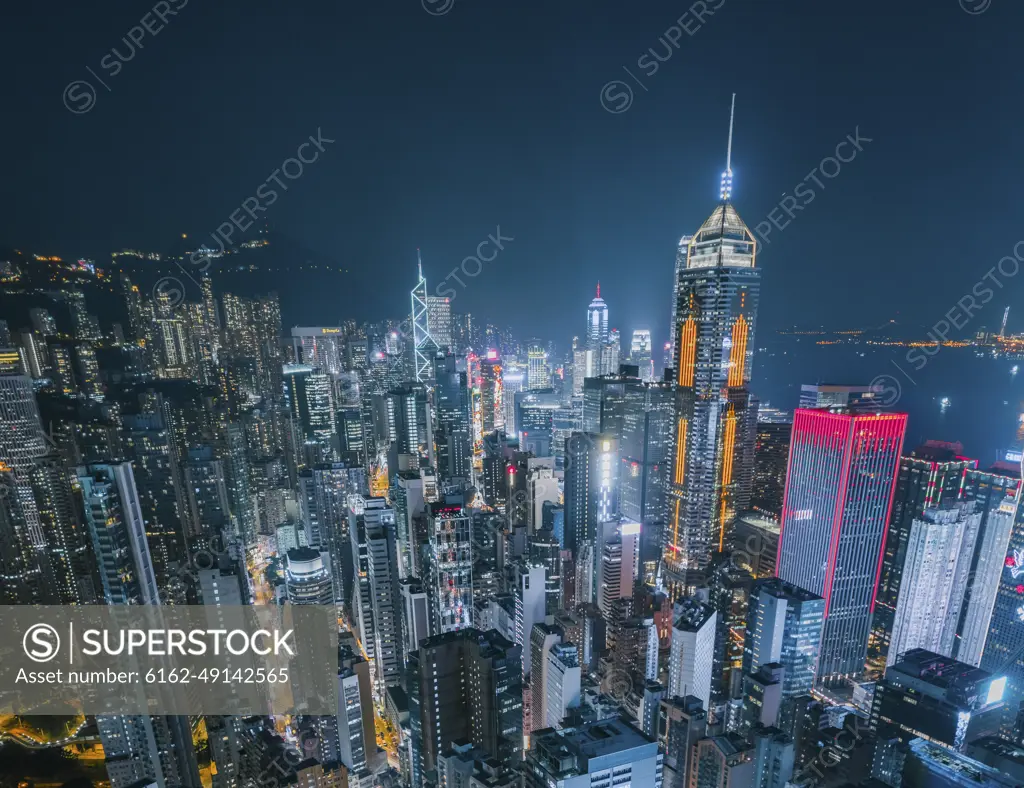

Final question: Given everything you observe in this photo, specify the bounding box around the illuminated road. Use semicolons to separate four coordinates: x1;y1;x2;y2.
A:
0;717;89;749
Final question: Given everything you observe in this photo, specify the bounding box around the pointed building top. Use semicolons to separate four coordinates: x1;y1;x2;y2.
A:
417;248;423;280
596;281;601;298
720;93;736;202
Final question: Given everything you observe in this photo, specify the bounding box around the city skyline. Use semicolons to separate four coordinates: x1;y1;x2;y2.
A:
4;2;1024;788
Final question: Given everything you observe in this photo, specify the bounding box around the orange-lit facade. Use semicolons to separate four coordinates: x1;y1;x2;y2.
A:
663;200;760;593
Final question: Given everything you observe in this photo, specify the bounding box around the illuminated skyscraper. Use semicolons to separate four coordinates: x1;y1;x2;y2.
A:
426;295;453;352
0;349;47;550
291;326;344;374
563;433;618;555
479;353;502;435
527;343;550;390
411;252;438;382
427;501;473;633
78;462;160;605
750;414;792;521
629;329;653;381
433;353;471;482
776;408;907;684
586;283;609;349
387;382;432;472
408;629;523;783
502;367;525;434
664;95;760;591
284;547;334;605
884;503;981;666
743;578;824;737
283;364;337;465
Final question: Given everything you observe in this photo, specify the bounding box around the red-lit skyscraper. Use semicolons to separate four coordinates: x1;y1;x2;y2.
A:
776;408;907;685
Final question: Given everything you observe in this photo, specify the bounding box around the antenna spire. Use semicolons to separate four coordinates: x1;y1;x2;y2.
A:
596;281;601;298
720;93;736;202
417;248;423;279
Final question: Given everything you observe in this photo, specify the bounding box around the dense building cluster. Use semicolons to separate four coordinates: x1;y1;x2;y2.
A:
3;130;1024;788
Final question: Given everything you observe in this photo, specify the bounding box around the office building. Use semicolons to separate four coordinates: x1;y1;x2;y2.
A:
872;444;978;666
78;462;160;605
407;629;523;783
619;378;676;572
629;329;654;381
957;497;1016;667
905;738;1022;788
741;662;784;732
660;695;706;788
514;563;548;675
885;504;981;666
665;213;759;587
367;511;403;692
426;295;452;351
799;383;882;410
432;352;472;482
586;284;609;350
751;727;795;788
479;352;502;434
427;501;473;633
689;734;755;788
285;547;334;605
776;408;907;683
291;327;345;375
400;577;431;654
545;642;582;729
668;598;717;709
318;643;375;774
743;578;824;737
528;344;550;390
870;649;1007;784
411;254;439;382
524;718;661;788
563;432;618;556
530;621;563;733
750;416;791;521
387;382;432;472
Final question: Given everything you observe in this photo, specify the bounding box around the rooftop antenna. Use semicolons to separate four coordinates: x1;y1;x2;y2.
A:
417;247;423;280
1001;306;1010;338
596;281;601;298
720;93;736;202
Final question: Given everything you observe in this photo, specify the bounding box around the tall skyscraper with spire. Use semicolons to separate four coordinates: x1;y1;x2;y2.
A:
587;283;609;349
410;250;438;382
664;95;760;592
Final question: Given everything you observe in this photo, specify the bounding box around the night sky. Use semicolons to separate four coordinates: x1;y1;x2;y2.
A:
2;0;1021;348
